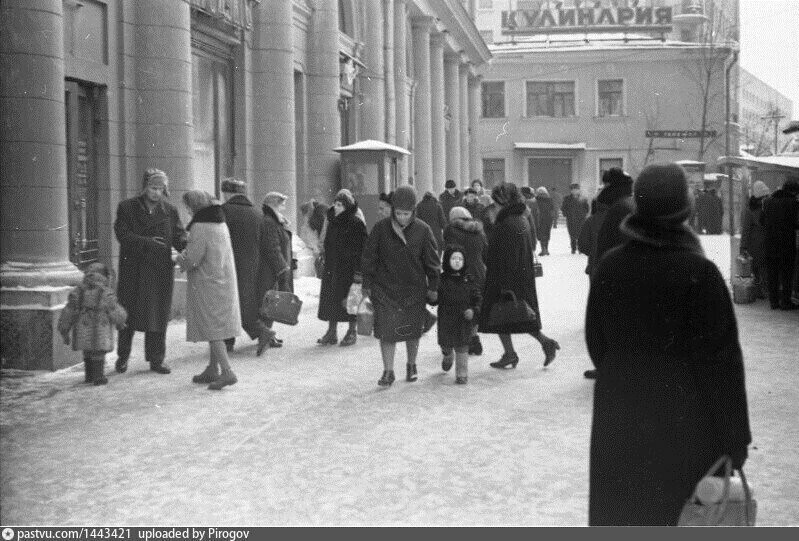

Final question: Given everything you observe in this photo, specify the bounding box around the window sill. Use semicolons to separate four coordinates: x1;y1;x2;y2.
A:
522;116;580;121
593;114;628;120
481;116;509;121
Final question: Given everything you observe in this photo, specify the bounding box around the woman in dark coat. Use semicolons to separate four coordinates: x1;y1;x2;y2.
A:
534;187;554;255
317;189;368;347
586;163;751;526
257;192;294;350
114;168;186;374
478;183;560;369
361;185;440;387
416;191;447;253
739;180;770;299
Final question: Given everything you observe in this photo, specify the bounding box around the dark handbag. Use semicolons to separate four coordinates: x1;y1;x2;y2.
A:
259;289;302;326
372;287;430;342
533;254;543;278
487;290;538;329
678;456;757;526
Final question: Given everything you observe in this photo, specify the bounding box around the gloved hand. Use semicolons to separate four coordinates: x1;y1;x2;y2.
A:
426;290;438;304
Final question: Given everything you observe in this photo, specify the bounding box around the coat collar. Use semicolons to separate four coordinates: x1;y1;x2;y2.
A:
596;180;633;206
495;202;528;224
450;217;484;234
137;194;166;215
620;214;705;256
225;194;253;207
263;204;290;228
187;204;225;230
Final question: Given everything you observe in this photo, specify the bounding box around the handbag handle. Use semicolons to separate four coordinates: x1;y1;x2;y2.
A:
738;468;754;527
693;456;755;526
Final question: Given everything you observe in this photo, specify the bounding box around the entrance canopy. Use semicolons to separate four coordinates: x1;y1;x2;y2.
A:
514;142;586;151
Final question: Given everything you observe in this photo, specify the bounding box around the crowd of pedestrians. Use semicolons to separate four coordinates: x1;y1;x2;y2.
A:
58;159;787;525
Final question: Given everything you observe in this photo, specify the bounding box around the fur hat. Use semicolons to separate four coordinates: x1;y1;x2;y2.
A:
632;163;692;224
519;186;534;199
445;179;457;189
751;181;770;199
264;192;288;207
464;188;478;196
492;182;522;206
391;185;418;211
535;186;549;198
221;177;246;194
601;167;632;186
142;168;169;197
449;206;473;222
334;188;356;209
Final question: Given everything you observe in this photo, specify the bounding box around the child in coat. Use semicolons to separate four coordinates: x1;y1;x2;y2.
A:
435;244;482;384
58;262;128;385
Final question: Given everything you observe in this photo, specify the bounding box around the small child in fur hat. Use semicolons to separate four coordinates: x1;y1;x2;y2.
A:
58;262;128;385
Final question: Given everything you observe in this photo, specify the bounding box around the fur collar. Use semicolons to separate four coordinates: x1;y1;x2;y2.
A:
596;180;633;206
423;192;437;201
450;217;484;234
262;204;290;228
495;202;528;224
187;204;225;230
620;214;704;256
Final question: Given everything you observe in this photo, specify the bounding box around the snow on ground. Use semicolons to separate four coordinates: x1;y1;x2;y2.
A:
1;229;797;526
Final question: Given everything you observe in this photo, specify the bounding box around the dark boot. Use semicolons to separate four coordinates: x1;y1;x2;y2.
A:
84;360;93;384
468;335;483;356
441;352;454;372
406;363;418;382
256;326;277;357
340;328;357;347
92;360;108;385
317;328;338;345
224;338;235;353
489;351;519;369
115;356;128;374
208;369;237;390
192;364;219;384
378;370;396;387
150;362;171;374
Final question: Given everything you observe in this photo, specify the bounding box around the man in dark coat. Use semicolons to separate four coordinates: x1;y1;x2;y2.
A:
586;163;751;525
220;178;275;355
461;188;485;221
705;186;724;234
761;179;799;310
439;179;462;223
416;191;447;253
694;189;710;234
561;183;590;254
114;168;186;374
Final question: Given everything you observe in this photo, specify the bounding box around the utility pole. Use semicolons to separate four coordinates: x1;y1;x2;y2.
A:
761;109;785;155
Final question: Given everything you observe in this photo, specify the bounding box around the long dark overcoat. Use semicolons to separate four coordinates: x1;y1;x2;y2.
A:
535;195;554;245
257;205;294;305
478;203;542;334
586;218;751;526
416;192;447;251
705;190;724;234
318;205;368;322
114;195;186;332
561;194;590;237
762;188;799;260
740;196;767;266
443;217;488;287
222;195;262;334
361;216;440;342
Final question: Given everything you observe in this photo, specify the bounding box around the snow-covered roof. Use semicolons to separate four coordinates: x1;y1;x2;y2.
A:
717;155;799;170
514;142;586;150
333;140;411;155
675;160;706;166
488;36;732;54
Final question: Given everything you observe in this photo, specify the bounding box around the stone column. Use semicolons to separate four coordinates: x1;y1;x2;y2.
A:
411;17;434;193
1;0;83;370
133;0;193;203
429;32;446;193
359;1;384;141
251;0;296;223
469;74;482;183
394;0;409;181
444;53;461;186
307;0;341;203
459;61;470;185
384;0;395;144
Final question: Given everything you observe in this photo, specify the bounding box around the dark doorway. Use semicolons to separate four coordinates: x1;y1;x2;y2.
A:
65;81;100;268
528;158;573;193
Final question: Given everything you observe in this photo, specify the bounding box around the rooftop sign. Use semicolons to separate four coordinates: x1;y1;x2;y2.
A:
501;6;673;34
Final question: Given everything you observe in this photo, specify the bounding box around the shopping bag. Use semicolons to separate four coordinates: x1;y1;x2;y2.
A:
345;283;363;315
259;290;302;326
678;455;757;526
356;297;374;336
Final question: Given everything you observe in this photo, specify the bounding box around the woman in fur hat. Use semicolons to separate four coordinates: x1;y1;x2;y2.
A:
361;184;441;386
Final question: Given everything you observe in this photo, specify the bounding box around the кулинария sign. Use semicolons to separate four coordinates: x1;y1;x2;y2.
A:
502;4;673;35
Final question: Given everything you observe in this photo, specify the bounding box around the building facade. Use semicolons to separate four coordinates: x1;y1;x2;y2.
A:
473;0;740;196
738;68;794;157
0;0;490;370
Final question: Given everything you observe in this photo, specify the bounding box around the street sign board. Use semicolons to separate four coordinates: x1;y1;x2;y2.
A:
646;130;718;138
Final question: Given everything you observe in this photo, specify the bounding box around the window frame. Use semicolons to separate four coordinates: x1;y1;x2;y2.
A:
524;80;578;118
481;80;506;119
596;78;626;118
482;157;506;188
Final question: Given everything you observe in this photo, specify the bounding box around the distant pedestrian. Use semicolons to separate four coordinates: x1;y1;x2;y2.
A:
257;192;295;349
705;186;724;234
520;186;540;231
534;187;554;255
176;190;241;390
594;170;635;267
444;206;488;355
317;189;368;347
298;198;329;264
472;179;493;207
439;179;462;222
416;191;447;253
221;178;276;355
361;185;440;387
462;188;485;221
114;168;186;375
586;163;751;525
561;183;590;254
58;263;128;385
434;244;482;384
739;181;770;299
761;178;799;309
479;183;559;369
549;186;563;229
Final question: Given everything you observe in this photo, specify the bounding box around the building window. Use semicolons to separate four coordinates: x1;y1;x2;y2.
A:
600;158;624;176
526;81;576;117
481;81;505;118
192;51;234;196
482;158;505;188
598;79;624;117
339;0;350;35
339;97;351;146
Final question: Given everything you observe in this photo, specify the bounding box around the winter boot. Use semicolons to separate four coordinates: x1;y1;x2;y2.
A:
377;370;396;387
441;351;454;372
208;369;237;390
192;364;220;384
489;351;519;369
468;335;483;356
92;360;108;385
406;363;418;382
84;360;93;384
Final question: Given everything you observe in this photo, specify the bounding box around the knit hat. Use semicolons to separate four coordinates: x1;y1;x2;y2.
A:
535;186;549;198
519;186;533;199
752;181;770;199
334;188;356;209
492;182;522;206
391;184;418;211
264;191;288;207
632;163;692;224
449;206;473;222
445;179;457;189
602;167;631;186
142;168;169;197
221;177;246;194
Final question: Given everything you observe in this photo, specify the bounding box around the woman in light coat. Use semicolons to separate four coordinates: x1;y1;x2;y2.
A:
177;190;241;390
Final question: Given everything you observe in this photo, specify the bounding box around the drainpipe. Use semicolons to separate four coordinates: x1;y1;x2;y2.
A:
725;47;739;236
